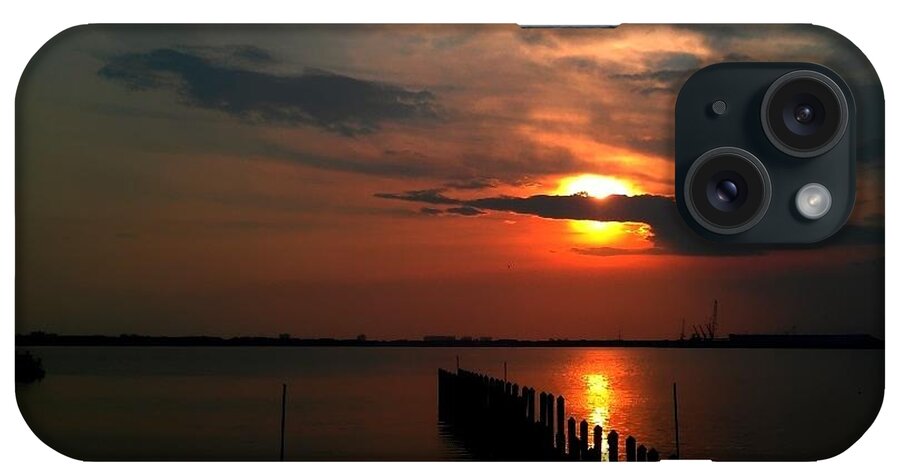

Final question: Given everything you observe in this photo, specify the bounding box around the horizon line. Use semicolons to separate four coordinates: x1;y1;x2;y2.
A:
15;331;885;350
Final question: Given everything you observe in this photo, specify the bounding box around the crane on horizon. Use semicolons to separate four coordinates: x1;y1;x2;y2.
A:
691;299;719;341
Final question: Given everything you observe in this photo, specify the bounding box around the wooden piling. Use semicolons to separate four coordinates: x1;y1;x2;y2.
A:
579;420;589;456
518;386;526;419
555;395;566;453
526;388;535;423
567;417;578;459
546;393;555;450
673;382;680;459
608;430;619;461
436;368;661;462
280;383;286;461
555;425;566;454
547;393;556;446
539;392;547;426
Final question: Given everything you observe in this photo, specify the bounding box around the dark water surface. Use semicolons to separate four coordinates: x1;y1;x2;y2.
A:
16;347;883;461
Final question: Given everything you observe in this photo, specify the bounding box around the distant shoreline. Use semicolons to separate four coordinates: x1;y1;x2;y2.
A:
15;333;884;350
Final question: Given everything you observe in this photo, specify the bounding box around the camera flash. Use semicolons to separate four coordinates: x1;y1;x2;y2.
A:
795;183;832;220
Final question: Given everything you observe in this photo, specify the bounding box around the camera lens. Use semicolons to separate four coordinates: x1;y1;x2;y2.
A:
761;70;848;158
716;180;738;202
793;104;815;124
684;147;771;235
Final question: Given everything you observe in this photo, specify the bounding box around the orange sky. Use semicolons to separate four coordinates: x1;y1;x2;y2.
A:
16;25;884;339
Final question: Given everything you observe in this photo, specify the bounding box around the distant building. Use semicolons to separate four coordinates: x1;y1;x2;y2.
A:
423;335;456;342
459;336;473;342
356;334;367;341
278;333;291;340
477;336;493;342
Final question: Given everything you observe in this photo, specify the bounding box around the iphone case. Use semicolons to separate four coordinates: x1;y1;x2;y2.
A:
15;24;884;461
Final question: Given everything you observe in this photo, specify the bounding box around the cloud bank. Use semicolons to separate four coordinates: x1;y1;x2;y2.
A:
376;189;882;256
99;48;440;136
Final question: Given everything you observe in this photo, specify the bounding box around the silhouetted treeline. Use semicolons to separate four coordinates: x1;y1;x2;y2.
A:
15;331;884;349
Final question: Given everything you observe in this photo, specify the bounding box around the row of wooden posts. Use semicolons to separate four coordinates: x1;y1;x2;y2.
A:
438;368;661;461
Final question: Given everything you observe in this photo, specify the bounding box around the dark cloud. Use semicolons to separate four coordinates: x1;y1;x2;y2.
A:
682;24;882;87
376;190;883;256
461;193;742;255
607;52;702;96
675;25;802;49
417;204;485;217
177;44;277;65
653;52;703;72
419;207;444;215
373;188;460;205
554;56;606;75
721;52;755;62
376;190;705;254
610;68;696;96
443;178;498;190
229;45;275;63
99;48;440;136
445;206;485;216
466;193;670;221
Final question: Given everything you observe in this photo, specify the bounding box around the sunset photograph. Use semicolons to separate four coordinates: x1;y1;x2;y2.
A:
15;24;884;461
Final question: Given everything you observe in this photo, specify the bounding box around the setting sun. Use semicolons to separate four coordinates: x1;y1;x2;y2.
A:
555;174;640;199
555;174;651;249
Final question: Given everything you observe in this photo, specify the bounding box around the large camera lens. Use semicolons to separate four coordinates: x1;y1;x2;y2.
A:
684;147;772;235
761;70;849;158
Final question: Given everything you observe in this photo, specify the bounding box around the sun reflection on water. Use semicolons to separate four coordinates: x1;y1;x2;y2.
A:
585;374;612;429
583;373;613;459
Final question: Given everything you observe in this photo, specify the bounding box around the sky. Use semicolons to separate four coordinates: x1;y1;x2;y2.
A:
16;25;884;339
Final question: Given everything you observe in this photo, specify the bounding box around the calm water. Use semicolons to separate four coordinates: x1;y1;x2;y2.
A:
16;347;883;461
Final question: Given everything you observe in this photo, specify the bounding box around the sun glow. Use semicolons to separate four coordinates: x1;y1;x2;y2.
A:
555;175;652;249
555;174;640;199
569;220;652;247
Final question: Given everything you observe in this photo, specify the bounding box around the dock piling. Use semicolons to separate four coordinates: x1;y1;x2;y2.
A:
608;430;619;461
280;383;286;461
626;435;636;461
436;368;661;461
579;419;589;456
